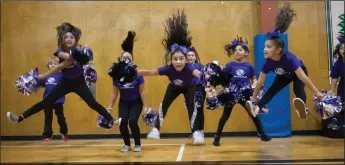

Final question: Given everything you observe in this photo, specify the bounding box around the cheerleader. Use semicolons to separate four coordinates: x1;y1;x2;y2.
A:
327;35;344;130
106;31;145;152
213;36;271;146
137;9;204;144
40;57;68;143
186;47;205;133
7;22;121;128
245;4;323;118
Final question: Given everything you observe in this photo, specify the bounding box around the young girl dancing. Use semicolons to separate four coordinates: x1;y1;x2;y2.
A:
186;47;205;134
327;35;344;130
7;22;121;128
245;4;323;118
137;10;204;144
39;57;68;143
213;36;271;146
107;31;146;152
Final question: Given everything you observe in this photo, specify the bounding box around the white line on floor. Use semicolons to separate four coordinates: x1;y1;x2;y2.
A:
176;144;185;161
0;143;181;148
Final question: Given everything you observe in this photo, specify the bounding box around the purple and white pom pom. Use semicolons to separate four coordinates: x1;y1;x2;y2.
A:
217;86;241;106
143;108;157;127
200;61;233;87
206;96;219;110
313;90;343;120
83;65;98;87
14;68;39;96
239;84;253;101
246;84;266;102
97;115;112;129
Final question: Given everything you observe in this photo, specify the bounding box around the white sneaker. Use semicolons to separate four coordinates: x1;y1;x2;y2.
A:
292;98;307;119
112;118;122;126
147;127;160;139
245;101;258;118
192;130;204;145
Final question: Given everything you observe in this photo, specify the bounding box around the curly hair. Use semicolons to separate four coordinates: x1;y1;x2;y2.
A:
224;35;249;57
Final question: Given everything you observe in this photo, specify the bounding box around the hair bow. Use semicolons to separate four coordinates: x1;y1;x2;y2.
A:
170;43;188;54
231;37;248;49
266;29;281;38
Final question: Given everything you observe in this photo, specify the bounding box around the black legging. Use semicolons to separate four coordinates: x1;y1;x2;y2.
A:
21;76;114;122
155;84;200;133
43;103;68;138
118;98;143;146
258;65;308;109
195;84;205;130
216;101;265;136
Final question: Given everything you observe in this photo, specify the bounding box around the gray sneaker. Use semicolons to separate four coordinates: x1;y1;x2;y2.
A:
133;145;142;152
120;145;130;152
7;112;19;123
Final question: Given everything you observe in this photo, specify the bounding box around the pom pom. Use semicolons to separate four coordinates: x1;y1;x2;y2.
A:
239;84;253;101
108;58;138;84
313;90;343;120
83;65;97;87
201;62;233;87
234;83;268;112
238;83;266;102
97;115;112;129
206;96;219;110
71;45;93;65
194;91;204;108
143;108;157;127
14;68;40;96
216;86;240;106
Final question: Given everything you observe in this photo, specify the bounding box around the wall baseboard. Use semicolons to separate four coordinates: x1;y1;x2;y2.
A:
0;130;323;141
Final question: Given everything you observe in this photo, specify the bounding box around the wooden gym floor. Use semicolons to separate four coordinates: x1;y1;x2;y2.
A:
1;136;344;164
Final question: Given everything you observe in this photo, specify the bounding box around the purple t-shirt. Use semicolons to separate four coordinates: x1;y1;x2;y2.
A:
157;63;194;87
330;59;344;94
113;76;144;101
54;48;84;78
261;51;304;76
38;72;65;104
191;63;204;85
224;61;255;85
